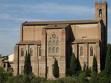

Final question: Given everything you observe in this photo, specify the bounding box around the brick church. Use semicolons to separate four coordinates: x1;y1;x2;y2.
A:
13;1;107;79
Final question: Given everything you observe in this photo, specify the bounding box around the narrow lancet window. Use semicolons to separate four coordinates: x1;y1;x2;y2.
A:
99;9;102;17
80;46;83;56
21;48;24;56
90;47;93;56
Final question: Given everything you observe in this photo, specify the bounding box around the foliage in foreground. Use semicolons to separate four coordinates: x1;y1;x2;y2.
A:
104;45;111;76
0;70;111;83
0;66;111;83
70;53;81;76
0;44;111;83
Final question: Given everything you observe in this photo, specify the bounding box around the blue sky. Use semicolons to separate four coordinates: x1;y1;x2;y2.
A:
0;0;111;55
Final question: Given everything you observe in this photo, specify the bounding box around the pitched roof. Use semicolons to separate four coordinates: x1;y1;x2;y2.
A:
23;20;99;26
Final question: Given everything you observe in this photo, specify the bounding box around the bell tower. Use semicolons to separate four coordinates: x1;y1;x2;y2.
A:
95;0;107;26
95;0;108;70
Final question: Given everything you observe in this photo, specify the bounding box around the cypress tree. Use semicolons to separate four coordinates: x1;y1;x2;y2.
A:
52;58;59;78
24;51;32;75
76;56;81;72
104;46;111;75
70;53;78;75
83;63;87;72
92;55;98;73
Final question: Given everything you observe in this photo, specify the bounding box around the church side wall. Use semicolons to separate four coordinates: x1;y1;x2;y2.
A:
71;23;101;71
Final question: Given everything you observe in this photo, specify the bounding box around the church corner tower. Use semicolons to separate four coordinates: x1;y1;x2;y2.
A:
95;0;107;26
95;0;108;70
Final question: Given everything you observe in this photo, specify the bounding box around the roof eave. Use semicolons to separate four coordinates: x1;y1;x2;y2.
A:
22;20;99;26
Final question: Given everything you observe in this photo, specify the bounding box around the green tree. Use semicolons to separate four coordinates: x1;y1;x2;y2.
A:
70;53;81;76
76;56;81;72
104;46;111;76
24;51;32;75
98;71;110;83
0;67;10;83
92;55;98;73
52;58;59;78
78;72;88;83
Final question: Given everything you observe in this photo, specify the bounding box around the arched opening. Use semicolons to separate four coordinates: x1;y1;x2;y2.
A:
52;47;55;53
48;40;51;45
90;46;93;56
99;9;102;17
56;47;59;53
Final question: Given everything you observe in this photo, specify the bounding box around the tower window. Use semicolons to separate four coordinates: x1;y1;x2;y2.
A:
90;47;93;56
99;9;102;17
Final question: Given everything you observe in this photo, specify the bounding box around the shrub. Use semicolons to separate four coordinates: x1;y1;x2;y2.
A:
77;72;88;83
98;71;110;83
0;67;11;83
89;72;98;83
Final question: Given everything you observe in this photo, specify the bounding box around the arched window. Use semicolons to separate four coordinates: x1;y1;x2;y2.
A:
21;48;24;56
39;46;41;56
53;40;55;45
56;40;59;45
30;48;33;56
99;9;102;17
90;47;93;56
52;47;55;53
48;33;60;55
80;46;83;56
56;47;59;53
48;40;51;45
48;47;51;53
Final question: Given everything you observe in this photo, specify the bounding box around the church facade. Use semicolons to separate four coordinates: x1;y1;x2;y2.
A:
13;1;107;79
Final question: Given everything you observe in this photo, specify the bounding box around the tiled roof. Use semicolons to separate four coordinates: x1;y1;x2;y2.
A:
23;20;99;26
